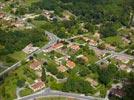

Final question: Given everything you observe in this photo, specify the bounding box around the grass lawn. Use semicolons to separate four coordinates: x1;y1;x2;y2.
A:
32;20;58;33
23;0;40;6
95;85;107;97
49;51;63;58
32;21;54;31
0;55;17;67
37;52;52;61
103;36;123;44
103;36;126;48
88;55;99;63
20;88;33;97
8;51;27;61
0;68;5;72
74;38;86;44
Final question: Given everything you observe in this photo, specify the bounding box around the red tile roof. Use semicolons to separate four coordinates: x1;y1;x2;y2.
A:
66;60;76;69
69;44;80;51
52;43;63;49
30;60;42;70
31;80;45;92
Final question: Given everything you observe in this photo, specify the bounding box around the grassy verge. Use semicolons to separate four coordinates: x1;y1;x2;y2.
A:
103;36;126;49
8;51;27;61
20;88;33;97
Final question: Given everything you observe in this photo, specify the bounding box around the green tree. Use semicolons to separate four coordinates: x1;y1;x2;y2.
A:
46;62;58;75
98;64;118;85
56;72;64;79
100;23;117;37
17;80;25;88
84;23;96;33
62;75;94;94
79;67;90;77
41;66;46;82
123;72;134;100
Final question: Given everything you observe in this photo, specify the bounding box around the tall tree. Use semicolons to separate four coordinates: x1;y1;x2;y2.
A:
123;72;134;100
41;66;46;82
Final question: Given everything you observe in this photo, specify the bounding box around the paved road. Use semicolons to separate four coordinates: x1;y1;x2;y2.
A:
89;45;114;54
0;31;60;77
0;61;21;77
17;88;104;100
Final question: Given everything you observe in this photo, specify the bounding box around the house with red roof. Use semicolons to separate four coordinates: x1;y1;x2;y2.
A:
52;43;64;50
66;60;76;69
68;44;80;52
30;59;42;70
30;79;45;92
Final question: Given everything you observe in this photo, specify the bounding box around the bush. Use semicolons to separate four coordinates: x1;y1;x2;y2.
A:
17;80;25;88
100;23;117;37
56;72;64;79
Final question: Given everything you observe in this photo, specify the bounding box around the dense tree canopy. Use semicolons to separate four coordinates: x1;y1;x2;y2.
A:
98;64;118;85
62;75;94;95
123;72;134;100
0;29;45;55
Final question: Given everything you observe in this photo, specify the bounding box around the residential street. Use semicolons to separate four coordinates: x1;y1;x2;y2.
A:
95;49;134;64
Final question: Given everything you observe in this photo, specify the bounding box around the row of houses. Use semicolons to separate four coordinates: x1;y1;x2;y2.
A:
57;59;76;73
28;59;45;92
